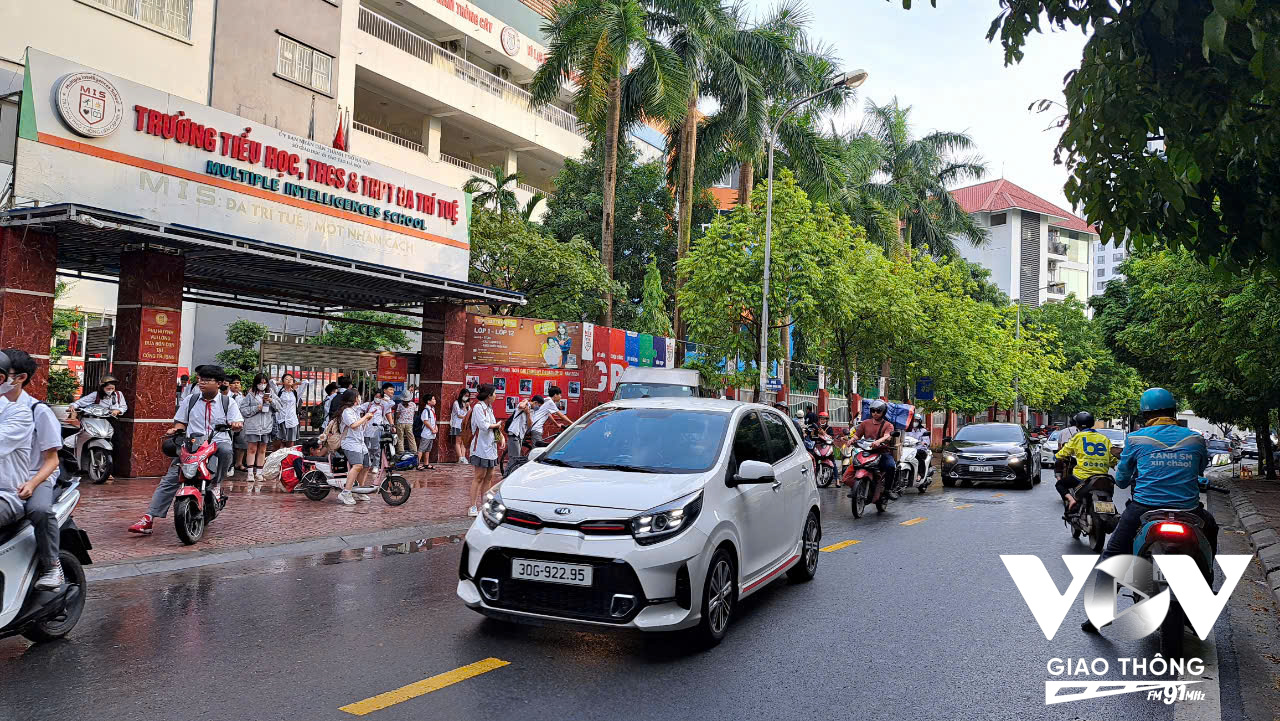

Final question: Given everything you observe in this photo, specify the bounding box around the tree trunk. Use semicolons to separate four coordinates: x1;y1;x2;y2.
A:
1256;406;1277;480
737;160;754;208
599;75;623;328
673;89;699;364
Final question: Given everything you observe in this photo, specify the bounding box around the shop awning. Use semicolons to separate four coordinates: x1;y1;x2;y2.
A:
0;203;524;313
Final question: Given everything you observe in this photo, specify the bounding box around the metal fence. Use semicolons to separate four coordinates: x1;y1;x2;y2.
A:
358;7;584;138
258;364;422;435
354;121;424;152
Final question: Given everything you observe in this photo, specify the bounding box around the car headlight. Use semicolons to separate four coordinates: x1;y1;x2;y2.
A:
1008;453;1023;464
943;453;956;464
631;490;703;546
480;489;506;530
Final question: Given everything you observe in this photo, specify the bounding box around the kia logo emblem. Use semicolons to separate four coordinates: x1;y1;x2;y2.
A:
554;507;572;516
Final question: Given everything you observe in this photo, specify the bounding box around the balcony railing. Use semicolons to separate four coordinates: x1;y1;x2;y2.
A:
441;154;551;196
353;121;423;153
358;6;584;138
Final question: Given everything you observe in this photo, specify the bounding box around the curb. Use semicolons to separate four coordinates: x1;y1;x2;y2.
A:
85;518;475;582
1211;469;1280;605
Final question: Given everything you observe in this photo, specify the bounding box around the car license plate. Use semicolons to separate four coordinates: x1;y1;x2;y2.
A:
971;465;993;473
1093;500;1116;514
511;559;593;587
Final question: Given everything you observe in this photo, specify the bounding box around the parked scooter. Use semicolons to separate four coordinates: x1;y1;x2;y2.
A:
296;430;412;506
845;434;909;517
171;424;232;545
0;473;93;642
1060;464;1119;553
61;405;115;483
900;434;935;494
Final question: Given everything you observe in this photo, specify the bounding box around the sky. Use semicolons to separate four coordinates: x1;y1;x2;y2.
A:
748;0;1091;214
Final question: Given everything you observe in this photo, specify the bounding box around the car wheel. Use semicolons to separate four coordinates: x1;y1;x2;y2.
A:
942;476;955;488
1014;474;1033;490
788;510;820;583
694;548;737;646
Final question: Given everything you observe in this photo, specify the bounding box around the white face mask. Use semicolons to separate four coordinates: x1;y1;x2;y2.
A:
0;380;13;395
257;383;267;391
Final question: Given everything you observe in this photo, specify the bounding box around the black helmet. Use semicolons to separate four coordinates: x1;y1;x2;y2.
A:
1073;411;1095;430
0;350;11;377
161;433;182;458
868;399;888;414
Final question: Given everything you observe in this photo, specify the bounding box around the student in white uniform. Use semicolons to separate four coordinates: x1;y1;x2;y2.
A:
1;350;60;588
417;394;438;471
467;384;503;517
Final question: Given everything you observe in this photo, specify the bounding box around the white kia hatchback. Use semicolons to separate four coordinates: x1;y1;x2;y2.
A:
457;398;822;644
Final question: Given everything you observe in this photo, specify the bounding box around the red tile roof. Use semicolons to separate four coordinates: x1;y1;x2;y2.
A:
950;179;1097;234
519;0;560;19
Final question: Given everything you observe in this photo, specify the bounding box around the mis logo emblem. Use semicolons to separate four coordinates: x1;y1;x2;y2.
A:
56;72;124;138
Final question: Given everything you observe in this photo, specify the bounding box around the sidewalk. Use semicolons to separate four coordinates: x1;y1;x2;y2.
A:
76;463;480;580
1208;462;1280;604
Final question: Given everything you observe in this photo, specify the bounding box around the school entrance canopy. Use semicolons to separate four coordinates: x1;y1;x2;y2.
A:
0;203;523;315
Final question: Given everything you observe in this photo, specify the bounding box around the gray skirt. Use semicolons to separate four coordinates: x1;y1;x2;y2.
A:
469;455;497;468
243;432;272;444
276;423;299;443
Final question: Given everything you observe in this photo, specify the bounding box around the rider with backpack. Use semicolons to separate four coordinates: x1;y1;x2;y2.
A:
322;389;376;506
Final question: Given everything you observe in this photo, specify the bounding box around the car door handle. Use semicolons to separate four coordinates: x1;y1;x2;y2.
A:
800;466;810;475
771;480;782;490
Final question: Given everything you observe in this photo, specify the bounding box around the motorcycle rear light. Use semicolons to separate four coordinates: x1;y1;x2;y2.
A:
1156;522;1188;536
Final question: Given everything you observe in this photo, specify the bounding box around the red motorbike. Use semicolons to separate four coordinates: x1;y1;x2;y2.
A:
171;424;231;545
844;434;903;518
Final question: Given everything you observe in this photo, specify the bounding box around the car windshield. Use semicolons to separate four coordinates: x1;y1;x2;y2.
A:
953;424;1022;443
1208;440;1231;452
613;383;697;400
540;406;728;473
1097;428;1125;443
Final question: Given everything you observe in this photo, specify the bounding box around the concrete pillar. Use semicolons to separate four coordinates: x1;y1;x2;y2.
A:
418;302;467;463
423;116;442;162
504;148;518;177
114;247;185;477
0;228;57;396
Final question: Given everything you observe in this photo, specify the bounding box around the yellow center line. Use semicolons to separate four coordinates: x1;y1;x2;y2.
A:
953;504;973;509
820;539;860;552
340;658;510;716
992;493;1005;498
900;517;927;526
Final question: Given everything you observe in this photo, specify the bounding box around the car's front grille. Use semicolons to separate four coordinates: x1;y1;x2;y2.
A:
956;464;1012;476
475;548;647;624
957;453;1007;461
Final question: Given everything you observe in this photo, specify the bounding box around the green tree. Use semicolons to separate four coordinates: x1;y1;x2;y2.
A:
854;98;988;257
531;0;689;326
463;166;523;215
215;319;269;384
542;138;677;328
947;0;1280;271
469;207;625;321
952;257;1009;306
636;259;673;336
309;311;413;351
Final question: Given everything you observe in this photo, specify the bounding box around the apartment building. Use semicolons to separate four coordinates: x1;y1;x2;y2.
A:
950;179;1099;307
1094;237;1128;293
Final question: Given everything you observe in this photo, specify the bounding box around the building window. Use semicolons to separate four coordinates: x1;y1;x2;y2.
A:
990;212;1007;226
1096;256;1105;265
1097;267;1106;277
1097;281;1106;291
81;0;193;39
278;35;334;94
1113;253;1125;262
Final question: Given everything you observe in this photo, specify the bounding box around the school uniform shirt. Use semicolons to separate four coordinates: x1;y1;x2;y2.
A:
18;391;61;485
72;390;128;414
176;393;245;445
396;401;418;425
450;401;467;431
322;392;338;420
420;406;438;441
469;401;498;460
0;396;34;511
361;396;395;438
339;407;368;455
270;380;311;429
531;401;558;434
507;405;531;439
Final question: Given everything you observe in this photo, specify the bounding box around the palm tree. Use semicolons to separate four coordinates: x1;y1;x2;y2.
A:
530;0;689;327
853;98;988;257
463;166;522;215
521;192;547;222
648;0;802;356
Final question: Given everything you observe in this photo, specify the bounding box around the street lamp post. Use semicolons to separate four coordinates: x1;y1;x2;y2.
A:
759;69;869;394
1013;281;1065;424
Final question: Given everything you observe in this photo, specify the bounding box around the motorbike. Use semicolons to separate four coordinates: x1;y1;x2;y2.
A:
296;430;412;506
844;433;909;517
901;434;935;494
0;472;93;642
807;425;838;488
1060;465;1119;553
61;405;115;483
1128;476;1227;657
172;424;232;545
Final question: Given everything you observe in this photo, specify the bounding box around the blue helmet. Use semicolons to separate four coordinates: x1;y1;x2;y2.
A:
1140;387;1176;413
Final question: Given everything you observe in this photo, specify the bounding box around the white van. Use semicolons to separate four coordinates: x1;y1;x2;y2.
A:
613;368;709;400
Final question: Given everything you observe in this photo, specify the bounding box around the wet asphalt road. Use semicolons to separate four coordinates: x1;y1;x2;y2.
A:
0;466;1251;721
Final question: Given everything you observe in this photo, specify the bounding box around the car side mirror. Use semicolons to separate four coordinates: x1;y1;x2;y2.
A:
731;460;775;486
528;447;548;462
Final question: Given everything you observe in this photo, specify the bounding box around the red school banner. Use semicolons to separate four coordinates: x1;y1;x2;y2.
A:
463;364;584;420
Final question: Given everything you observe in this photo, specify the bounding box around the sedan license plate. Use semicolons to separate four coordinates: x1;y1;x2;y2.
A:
511;559;593;587
971;465;994;473
1093;500;1116;514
